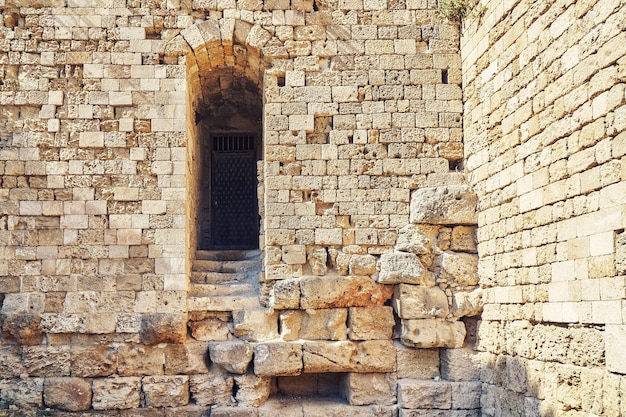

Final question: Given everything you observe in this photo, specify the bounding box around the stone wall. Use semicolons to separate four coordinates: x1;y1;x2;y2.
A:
461;0;626;415
0;0;483;415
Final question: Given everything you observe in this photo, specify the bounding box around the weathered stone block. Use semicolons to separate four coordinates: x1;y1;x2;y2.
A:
401;319;466;348
234;374;271;407
254;342;303;376
341;373;396;406
2;378;44;407
393;284;449;319
117;344;164;376
378;253;436;286
300;275;393;308
349;254;377;275
395;342;440;380
271;278;301;310
70;345;117;377
189;318;230;341
398;379;451;409
440;347;480;381
233;309;279;342
23;346;71;377
451;290;483;318
210;341;253;374
165;342;210;375
348;306;395;340
142;375;189;408
436;252;479;287
43;377;92;411
0;347;24;378
280;309;348;341
212;406;260;417
450;226;477;253
395;224;439;254
1;314;42;345
189;369;233;406
92;377;141;410
451;381;481;409
606;325;626;374
303;341;355;373
410;185;477;225
140;313;187;345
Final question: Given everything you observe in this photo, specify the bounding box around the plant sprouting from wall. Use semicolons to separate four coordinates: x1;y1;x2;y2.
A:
438;0;486;22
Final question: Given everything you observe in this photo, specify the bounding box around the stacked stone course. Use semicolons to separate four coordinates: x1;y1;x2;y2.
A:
462;0;626;414
0;0;484;414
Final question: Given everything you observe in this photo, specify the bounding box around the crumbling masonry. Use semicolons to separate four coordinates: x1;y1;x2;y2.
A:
0;0;625;415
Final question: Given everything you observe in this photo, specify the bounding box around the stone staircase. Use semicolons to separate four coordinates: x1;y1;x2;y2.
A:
187;249;261;312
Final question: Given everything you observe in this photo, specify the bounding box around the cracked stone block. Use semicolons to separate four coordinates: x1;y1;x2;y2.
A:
254;342;303;376
377;253;436;285
393;284;449;319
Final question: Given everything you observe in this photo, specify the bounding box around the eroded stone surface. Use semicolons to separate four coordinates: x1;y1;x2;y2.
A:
300;276;393;309
43;377;92;411
409;185;477;225
210;342;254;374
254;342;303;376
393;284;449;319
401;319;466;348
377;253;436;286
142;375;189;408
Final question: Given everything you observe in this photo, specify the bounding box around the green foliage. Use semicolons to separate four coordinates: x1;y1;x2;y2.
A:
438;0;486;22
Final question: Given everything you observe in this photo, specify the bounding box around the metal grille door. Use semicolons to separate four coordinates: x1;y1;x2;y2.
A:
208;135;259;249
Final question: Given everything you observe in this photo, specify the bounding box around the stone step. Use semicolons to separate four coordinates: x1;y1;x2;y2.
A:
189;282;256;297
188;295;261;312
190;271;249;284
192;259;261;273
196;249;261;261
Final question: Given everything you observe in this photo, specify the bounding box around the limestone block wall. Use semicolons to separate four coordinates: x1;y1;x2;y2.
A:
461;0;626;414
0;0;484;415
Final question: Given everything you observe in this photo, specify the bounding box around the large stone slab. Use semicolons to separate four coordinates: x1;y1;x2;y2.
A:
210;342;253;374
348;306;395;340
436;252;479;287
300;276;393;309
393;284;449;319
302;340;395;373
280;309;348;341
401;319;466;348
341;373;396;406
254;342;303;376
397;379;451;409
410;185;477;225
378;253;436;285
43;377;92;411
606;325;626;374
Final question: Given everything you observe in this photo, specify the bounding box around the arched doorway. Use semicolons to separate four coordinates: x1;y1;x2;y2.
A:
196;76;262;250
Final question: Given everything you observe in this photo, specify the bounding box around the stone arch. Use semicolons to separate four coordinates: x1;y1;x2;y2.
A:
170;18;273;253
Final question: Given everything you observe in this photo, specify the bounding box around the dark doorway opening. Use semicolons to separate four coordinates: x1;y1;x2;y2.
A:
203;134;259;250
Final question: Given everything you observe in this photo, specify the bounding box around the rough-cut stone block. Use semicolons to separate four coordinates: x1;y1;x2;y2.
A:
303;341;355;373
254;342;303;376
233;309;279;342
43;377;92;411
140;313;187;345
165;342;210;375
280;309;348;341
451;290;483;318
436;252;479;286
70;345;117;377
117;344;164;376
92;377;141;410
271;278;301;309
401;319;466;348
440;348;480;381
451;381;481;409
212;406;259;417
606;325;626;374
210;342;253;374
0;347;24;378
353;340;396;372
300;275;393;309
450;226;477;253
189;318;230;341
348;306;395;340
23;346;70;377
395;224;439;254
410;185;477;225
3;378;44;407
341;373;396;406
395;342;440;380
398;379;452;409
393;284;449;319
142;375;189;407
349;254;377;275
234;374;271;406
301;399;397;416
1;314;42;345
378;253;436;285
189;369;233;406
